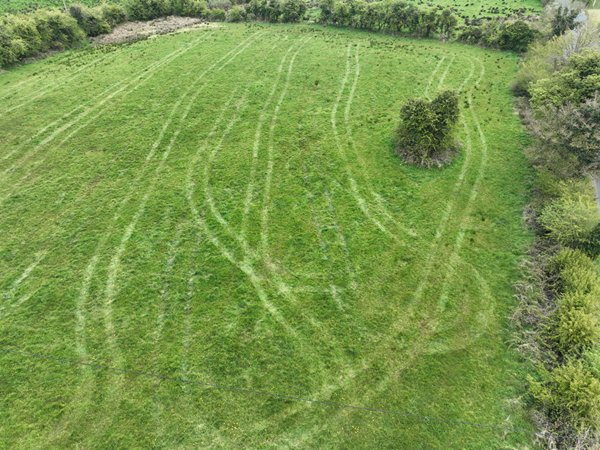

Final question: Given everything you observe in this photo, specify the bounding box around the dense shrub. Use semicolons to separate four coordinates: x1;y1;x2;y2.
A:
530;360;600;434
549;248;600;294
538;182;600;250
100;3;129;27
317;0;458;38
395;90;459;167
125;0;171;21
35;10;86;50
69;4;111;37
227;5;246;21
207;7;226;20
459;18;539;52
0;9;87;67
514;24;600;97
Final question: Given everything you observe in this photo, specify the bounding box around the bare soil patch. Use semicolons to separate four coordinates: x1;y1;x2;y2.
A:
93;16;218;45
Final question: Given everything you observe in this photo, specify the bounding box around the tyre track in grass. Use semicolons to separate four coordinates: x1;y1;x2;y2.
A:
0;51;115;117
239;43;296;243
331;44;408;245
188;87;301;336
258;39;311;259
95;33;261;432
219;37;350;365
348;58;494;422
256;51;464;441
318;56;491;433
271;55;483;446
0;251;46;318
192;68;347;381
343;44;417;239
0;38;201;170
0;32;211;195
423;55;447;99
62;33;262;437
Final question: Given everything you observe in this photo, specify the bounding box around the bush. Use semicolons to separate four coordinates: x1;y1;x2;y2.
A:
549;248;600;294
552;306;600;357
227;5;246;21
171;0;208;17
69;4;111;37
530;360;600;433
125;0;171;21
207;8;226;21
496;20;539;53
35;10;86;51
279;0;307;22
538;182;600;250
100;3;128;28
395;90;460;168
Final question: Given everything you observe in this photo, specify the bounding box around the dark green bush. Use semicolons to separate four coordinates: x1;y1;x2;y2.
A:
496;20;539;53
69;4;111;37
395;90;460;168
207;8;226;21
171;0;208;17
125;0;171;21
100;3;128;27
226;5;246;21
35;10;85;51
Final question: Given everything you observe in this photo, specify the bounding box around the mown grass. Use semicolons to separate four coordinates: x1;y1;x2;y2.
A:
0;23;534;447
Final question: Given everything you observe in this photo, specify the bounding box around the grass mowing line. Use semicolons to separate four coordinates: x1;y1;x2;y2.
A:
436;55;456;91
423;55;447;100
240;42;295;244
63;33;261;431
97;33;262;420
284;57;482;446
0;344;532;434
344;45;417;239
338;56;490;425
0;31;210;171
259;38;311;260
187;87;302;340
0;51;115;116
0;33;211;200
331;44;404;245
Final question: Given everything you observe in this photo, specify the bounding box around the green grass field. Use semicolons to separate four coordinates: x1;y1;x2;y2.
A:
0;24;534;447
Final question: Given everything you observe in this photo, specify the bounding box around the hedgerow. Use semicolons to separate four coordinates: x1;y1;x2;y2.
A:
513;9;600;445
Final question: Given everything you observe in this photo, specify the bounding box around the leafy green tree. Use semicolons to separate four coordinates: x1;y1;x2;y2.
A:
395;90;460;167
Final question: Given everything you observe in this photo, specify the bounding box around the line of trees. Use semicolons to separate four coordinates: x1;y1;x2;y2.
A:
512;15;600;448
317;0;458;39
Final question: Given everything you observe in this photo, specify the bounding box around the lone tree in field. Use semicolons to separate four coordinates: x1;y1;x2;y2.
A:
395;90;460;168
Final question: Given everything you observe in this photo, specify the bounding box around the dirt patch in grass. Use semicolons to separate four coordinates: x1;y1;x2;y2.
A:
92;16;219;45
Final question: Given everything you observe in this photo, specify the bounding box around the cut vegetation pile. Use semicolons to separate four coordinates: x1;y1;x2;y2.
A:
0;24;534;447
